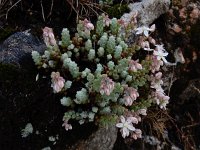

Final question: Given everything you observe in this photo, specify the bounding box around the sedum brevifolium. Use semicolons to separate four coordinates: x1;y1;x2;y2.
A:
32;13;171;139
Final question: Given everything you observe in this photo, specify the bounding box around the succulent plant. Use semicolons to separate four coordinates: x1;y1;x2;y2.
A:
32;14;170;139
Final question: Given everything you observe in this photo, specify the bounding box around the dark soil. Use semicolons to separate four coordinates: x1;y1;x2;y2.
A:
0;63;98;150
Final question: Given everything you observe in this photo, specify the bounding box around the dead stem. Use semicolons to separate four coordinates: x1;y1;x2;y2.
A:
40;0;45;22
65;0;105;21
6;0;21;19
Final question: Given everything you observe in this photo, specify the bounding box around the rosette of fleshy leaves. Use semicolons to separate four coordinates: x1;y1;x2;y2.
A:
32;13;171;139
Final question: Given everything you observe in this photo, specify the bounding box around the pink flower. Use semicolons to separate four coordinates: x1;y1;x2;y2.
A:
150;72;164;92
127;116;139;124
102;14;111;27
42;27;57;47
62;120;72;131
116;116;135;138
126;111;142;122
83;19;94;31
129;60;142;72
51;72;65;93
152;91;169;109
148;36;156;45
149;55;164;73
100;75;115;96
155;72;162;79
131;129;142;140
123;86;139;106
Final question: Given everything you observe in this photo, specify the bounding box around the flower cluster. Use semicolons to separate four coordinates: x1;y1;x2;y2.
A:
116;107;147;139
42;27;57;47
51;72;65;93
128;60;142;72
100;75;115;96
32;14;171;140
149;72;169;109
123;86;139;106
116;116;137;138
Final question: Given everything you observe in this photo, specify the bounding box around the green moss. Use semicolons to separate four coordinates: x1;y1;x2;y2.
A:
130;98;152;111
0;26;15;42
104;4;129;19
98;114;118;128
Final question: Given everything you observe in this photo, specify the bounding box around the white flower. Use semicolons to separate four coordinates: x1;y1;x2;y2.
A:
135;26;150;37
155;44;165;51
135;24;155;37
116;116;135;138
153;45;169;63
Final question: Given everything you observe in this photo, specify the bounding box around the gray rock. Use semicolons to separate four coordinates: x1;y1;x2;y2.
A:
0;30;45;67
68;126;118;150
121;0;171;26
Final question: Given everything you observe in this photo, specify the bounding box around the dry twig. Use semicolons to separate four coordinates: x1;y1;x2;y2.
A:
65;0;105;21
6;0;21;19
